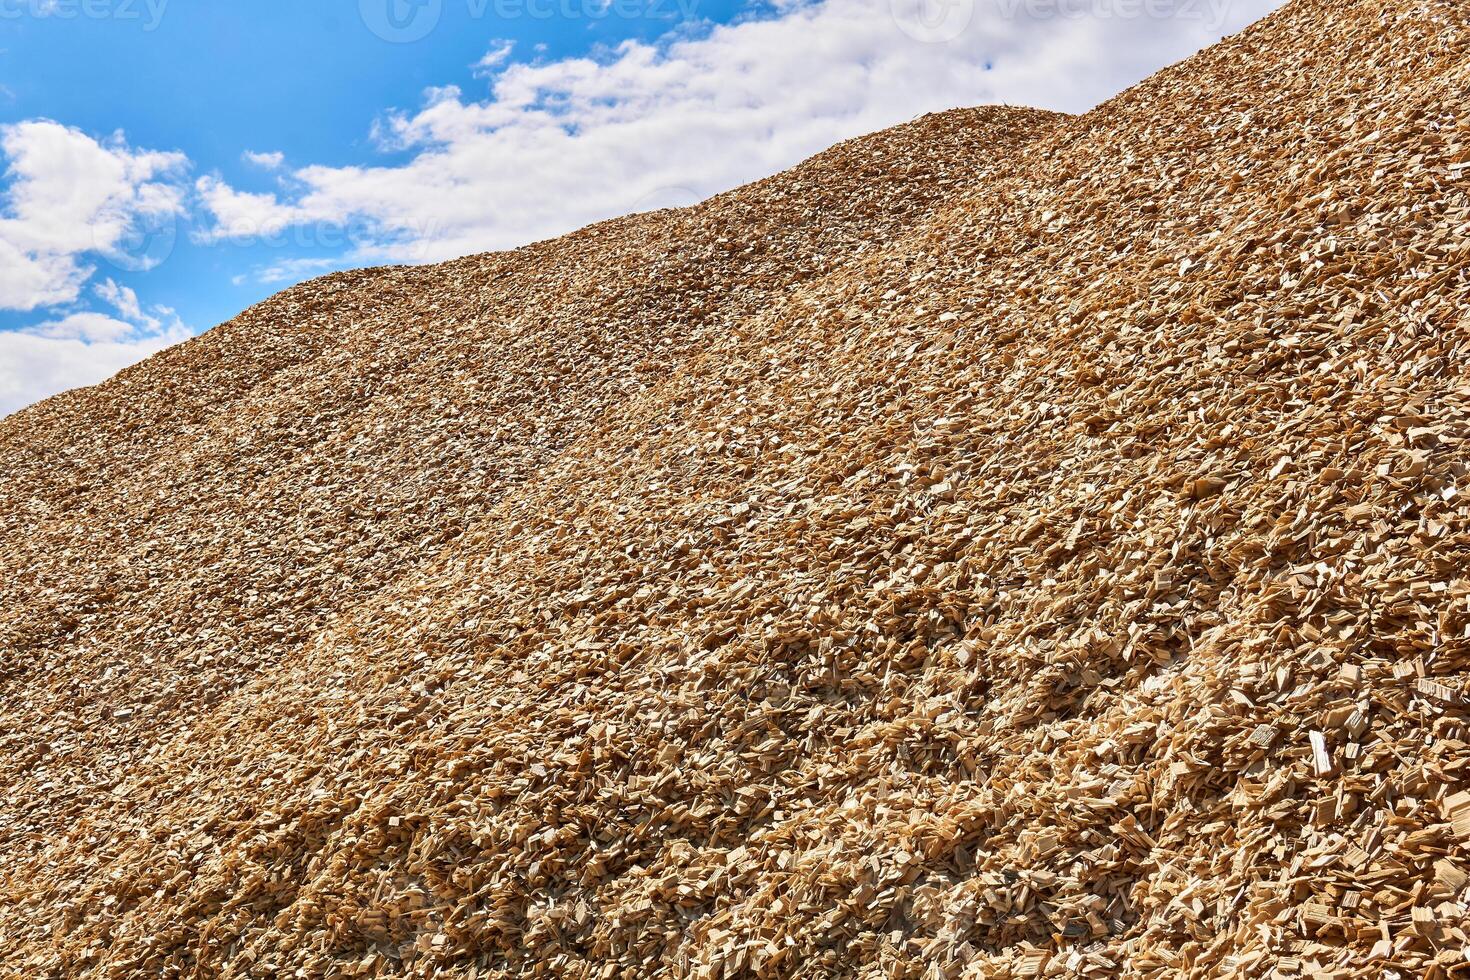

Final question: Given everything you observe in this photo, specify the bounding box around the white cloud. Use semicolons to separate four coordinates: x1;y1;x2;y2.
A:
473;39;516;77
0;236;86;313
253;256;346;285
33;310;138;343
0;293;189;416
94;277;144;322
0;324;188;416
0;120;188;310
243;149;286;169
195;0;1284;264
193;173;314;241
0;122;192;415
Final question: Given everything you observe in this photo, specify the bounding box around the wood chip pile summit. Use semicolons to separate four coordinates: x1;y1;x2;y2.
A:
1;0;1469;976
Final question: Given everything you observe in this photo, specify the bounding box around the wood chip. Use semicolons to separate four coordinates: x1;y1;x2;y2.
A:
2;0;1470;975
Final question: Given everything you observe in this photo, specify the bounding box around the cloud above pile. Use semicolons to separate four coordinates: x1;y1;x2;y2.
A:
0;122;192;416
197;0;1283;262
0;279;190;415
0;120;188;311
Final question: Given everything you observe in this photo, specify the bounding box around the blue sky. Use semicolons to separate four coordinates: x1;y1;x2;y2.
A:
0;0;1283;414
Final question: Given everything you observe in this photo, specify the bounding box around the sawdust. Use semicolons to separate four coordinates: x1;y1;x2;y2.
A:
2;0;1470;976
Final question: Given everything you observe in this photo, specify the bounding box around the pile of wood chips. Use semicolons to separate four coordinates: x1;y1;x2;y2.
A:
3;0;1470;975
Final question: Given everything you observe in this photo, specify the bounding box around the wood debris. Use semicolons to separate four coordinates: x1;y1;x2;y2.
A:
2;0;1470;976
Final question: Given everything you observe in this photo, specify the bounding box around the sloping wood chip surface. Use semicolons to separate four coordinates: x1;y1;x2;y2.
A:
3;0;1470;975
